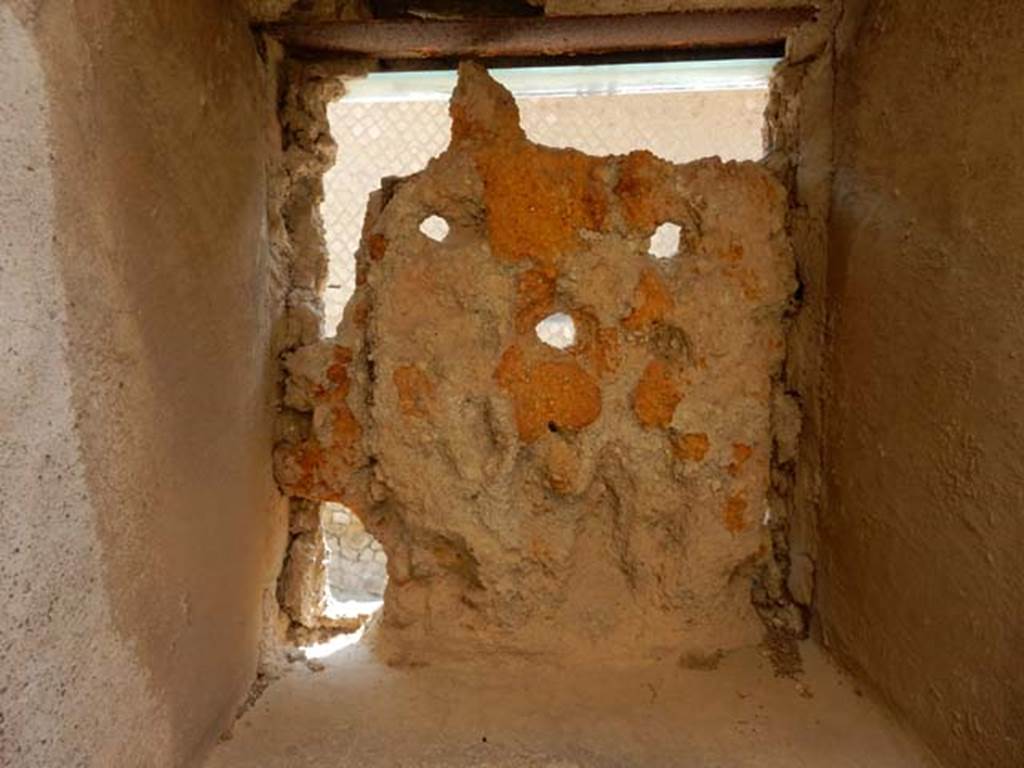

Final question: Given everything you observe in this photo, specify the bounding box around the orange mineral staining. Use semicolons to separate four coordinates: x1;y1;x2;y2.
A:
615;150;675;234
368;233;388;261
277;440;349;505
673;432;710;463
330;402;363;458
293;442;325;494
721;242;745;263
494;344;527;389
722;493;749;533
277;343;368;504
495;344;601;442
515;268;557;333
324;346;353;390
728;443;753;477
351;297;370;328
633;358;682;429
476;144;608;271
393;365;434;419
272;62;797;655
622;267;674;331
569;313;621;378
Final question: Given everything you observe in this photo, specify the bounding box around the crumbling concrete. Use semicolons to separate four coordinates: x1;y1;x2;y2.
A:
276;63;796;660
759;1;838;639
266;55;365;634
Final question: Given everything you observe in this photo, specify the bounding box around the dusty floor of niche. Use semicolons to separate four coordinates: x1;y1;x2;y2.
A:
206;642;936;768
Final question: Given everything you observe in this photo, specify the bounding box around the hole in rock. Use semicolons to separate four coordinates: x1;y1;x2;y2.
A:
649;222;682;259
319;58;773;329
302;56;776;656
419;214;450;241
535;312;576;349
323;502;386;613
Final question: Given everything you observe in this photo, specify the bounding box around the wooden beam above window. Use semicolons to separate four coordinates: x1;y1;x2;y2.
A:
261;9;817;60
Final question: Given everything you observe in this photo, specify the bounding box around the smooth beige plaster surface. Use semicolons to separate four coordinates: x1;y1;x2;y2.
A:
0;1;286;765
822;1;1024;766
205;640;937;768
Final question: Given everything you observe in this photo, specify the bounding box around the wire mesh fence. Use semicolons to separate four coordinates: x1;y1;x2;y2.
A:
320;87;768;329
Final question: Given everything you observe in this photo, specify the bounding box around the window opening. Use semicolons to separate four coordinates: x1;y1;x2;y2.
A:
311;57;776;652
320;57;777;329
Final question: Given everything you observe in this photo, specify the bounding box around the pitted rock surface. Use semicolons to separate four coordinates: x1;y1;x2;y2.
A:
275;63;795;660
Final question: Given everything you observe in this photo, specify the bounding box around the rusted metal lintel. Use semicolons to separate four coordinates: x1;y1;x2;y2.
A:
261;9;817;60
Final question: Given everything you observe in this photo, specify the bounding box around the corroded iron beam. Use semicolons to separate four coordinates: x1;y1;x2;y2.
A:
262;9;817;60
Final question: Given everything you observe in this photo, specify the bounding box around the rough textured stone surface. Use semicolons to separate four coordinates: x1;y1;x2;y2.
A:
280;528;329;627
276;63;795;660
757;2;837;641
268;57;371;632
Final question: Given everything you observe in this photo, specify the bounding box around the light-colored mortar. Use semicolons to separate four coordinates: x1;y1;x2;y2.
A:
267;56;369;632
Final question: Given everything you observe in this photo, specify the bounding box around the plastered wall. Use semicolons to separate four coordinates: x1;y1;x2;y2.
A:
823;1;1024;765
0;2;285;765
